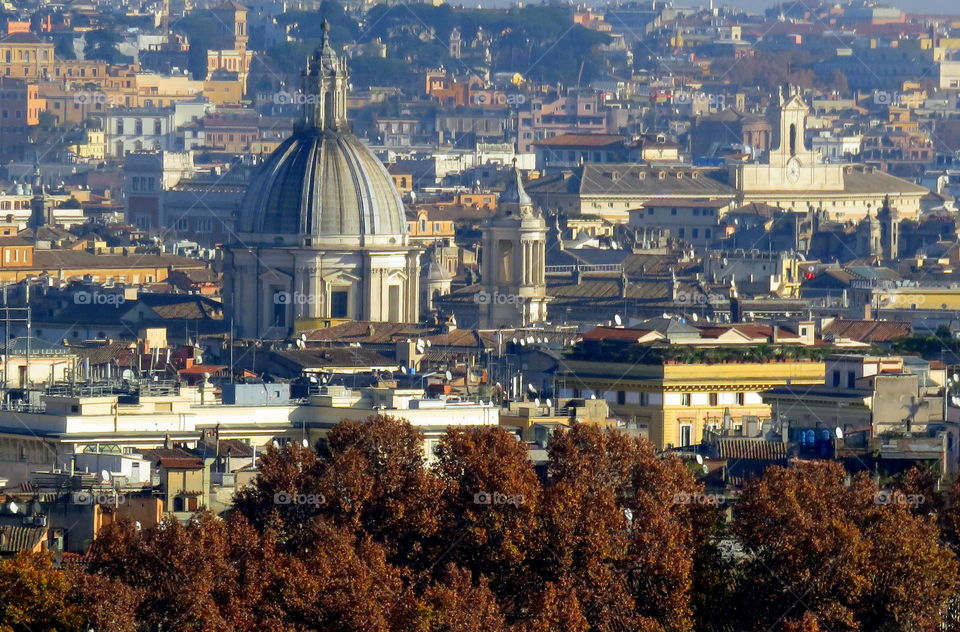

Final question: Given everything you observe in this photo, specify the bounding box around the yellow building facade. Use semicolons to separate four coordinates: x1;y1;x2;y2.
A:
557;359;826;450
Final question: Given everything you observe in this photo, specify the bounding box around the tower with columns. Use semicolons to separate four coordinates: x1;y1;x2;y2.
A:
479;168;550;328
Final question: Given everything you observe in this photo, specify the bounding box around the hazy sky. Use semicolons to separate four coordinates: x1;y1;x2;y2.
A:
477;0;958;14
721;0;957;12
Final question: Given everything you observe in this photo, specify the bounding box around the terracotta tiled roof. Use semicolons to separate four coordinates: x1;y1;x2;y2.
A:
304;321;426;343
178;364;227;375
157;457;203;470
0;524;46;553
534;133;626;147
822;319;910;343
717;439;788;460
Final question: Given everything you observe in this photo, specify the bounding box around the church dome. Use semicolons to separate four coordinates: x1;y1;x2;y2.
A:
237;128;407;238
236;23;406;242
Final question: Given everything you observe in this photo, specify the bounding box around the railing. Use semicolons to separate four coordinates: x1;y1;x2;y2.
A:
546;264;623;274
0;400;46;413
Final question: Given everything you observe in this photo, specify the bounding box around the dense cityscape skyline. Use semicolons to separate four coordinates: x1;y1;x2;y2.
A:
1;0;960;627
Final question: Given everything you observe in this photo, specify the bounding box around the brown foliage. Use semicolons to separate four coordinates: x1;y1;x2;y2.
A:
10;417;960;632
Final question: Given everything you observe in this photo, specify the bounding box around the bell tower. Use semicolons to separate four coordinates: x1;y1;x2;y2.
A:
768;85;815;168
479;168;550;328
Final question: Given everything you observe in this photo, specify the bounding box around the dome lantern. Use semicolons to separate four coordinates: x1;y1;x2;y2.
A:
301;20;349;133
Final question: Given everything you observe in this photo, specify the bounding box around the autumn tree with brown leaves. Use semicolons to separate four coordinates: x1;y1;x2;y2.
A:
9;416;960;632
732;460;958;632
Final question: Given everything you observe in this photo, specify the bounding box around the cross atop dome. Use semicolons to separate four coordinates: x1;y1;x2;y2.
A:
318;20;338;69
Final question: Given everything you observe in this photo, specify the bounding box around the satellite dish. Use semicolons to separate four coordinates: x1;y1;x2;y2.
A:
401;366;407;374
122;369;134;381
702;464;709;474
534;398;540;406
623;508;633;523
445;370;453;381
272;440;280;448
590;393;596;399
954;373;959;383
695;454;704;465
300;333;307;341
511;338;518;344
8;501;17;514
425;340;432;347
953;395;960;407
302;439;309;448
614;314;622;326
195;355;203;365
528;383;538;394
296;339;305;349
101;469;111;482
416;339;425;353
527;336;534;344
546;398;552;407
520;339;527;346
134;521;142;531
835;427;843;439
691;313;699;322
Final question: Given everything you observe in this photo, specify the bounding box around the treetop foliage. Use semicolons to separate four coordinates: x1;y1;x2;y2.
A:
1;415;958;631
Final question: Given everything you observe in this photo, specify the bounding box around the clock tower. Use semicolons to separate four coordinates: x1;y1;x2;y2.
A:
768;85;817;169
726;86;927;220
731;85;844;197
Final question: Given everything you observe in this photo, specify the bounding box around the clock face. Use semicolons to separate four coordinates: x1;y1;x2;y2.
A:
786;158;801;183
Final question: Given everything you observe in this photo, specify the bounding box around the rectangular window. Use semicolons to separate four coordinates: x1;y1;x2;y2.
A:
616;391;626;405
833;370;841;387
331;290;349;318
680;425;692;447
736;393;746;406
681;393;692;406
847;371;856;388
272;290;286;326
709;393;718;407
388;285;400;322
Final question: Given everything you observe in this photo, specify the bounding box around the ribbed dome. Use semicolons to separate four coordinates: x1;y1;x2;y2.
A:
238;128;407;238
